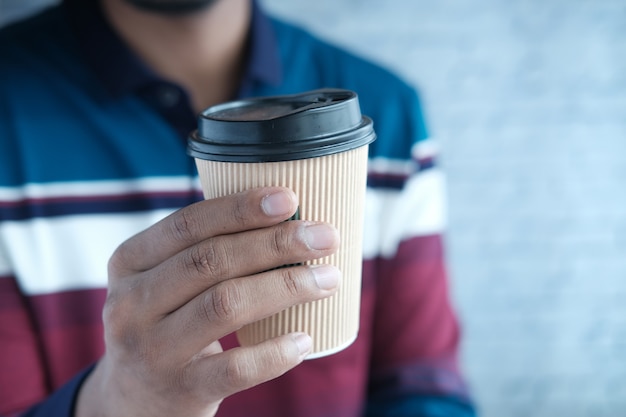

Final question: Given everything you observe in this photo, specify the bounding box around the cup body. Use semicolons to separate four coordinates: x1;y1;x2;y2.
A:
195;146;368;357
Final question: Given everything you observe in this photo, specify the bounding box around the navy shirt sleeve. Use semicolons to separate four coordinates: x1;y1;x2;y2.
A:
17;365;95;417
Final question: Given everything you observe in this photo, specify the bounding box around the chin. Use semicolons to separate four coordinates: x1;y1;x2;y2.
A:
123;0;220;15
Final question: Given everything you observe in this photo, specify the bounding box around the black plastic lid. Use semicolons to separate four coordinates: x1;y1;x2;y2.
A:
187;88;376;162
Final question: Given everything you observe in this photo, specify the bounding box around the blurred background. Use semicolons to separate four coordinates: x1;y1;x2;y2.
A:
2;0;625;416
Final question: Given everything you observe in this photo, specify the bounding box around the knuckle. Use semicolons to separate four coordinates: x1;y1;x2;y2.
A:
280;268;304;298
171;208;198;243
202;284;240;324
274;339;297;366
269;225;292;258
222;354;255;389
102;289;131;335
102;293;123;335
103;291;145;355
231;193;251;228
107;240;134;276
187;240;228;277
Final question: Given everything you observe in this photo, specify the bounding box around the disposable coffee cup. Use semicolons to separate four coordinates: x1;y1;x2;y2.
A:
188;88;376;358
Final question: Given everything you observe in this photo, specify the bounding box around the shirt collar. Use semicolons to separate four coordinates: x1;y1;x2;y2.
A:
237;0;282;96
64;0;282;98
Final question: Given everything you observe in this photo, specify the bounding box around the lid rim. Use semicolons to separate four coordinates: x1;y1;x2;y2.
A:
187;88;376;163
188;129;376;163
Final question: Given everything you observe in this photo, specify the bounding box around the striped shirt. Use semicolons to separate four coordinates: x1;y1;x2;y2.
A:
0;1;475;416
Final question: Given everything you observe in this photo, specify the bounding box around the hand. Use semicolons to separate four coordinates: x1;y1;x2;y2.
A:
75;187;340;417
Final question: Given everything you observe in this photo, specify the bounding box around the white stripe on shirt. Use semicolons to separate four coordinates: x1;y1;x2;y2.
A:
0;176;201;201
363;168;447;259
1;210;173;295
2;167;447;295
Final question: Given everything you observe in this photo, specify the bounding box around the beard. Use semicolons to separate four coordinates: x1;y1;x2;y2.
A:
123;0;221;14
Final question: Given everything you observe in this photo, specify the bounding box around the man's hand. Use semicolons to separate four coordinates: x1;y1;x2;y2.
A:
75;187;340;417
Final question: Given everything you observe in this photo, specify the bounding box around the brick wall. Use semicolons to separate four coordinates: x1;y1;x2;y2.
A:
2;1;626;416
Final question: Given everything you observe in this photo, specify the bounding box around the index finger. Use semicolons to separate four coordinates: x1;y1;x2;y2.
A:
109;187;298;274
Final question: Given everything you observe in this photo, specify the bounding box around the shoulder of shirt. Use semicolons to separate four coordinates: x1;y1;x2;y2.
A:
0;5;78;82
265;16;417;96
0;5;67;50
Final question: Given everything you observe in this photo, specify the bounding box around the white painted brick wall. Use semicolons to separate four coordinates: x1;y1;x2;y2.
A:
2;1;626;416
262;1;626;416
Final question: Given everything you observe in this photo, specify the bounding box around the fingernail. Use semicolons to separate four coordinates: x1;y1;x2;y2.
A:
303;223;339;250
292;333;312;356
311;265;340;290
261;191;295;217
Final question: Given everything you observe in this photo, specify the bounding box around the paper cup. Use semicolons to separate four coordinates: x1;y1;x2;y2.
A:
188;89;376;358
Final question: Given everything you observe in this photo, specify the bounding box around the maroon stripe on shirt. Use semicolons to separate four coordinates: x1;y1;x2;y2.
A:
0;287;107;406
0;190;197;208
1;234;464;416
370;233;462;371
43;324;105;388
0;276;26;310
1;322;105;407
0;189;203;221
28;288;107;329
0;277;49;415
